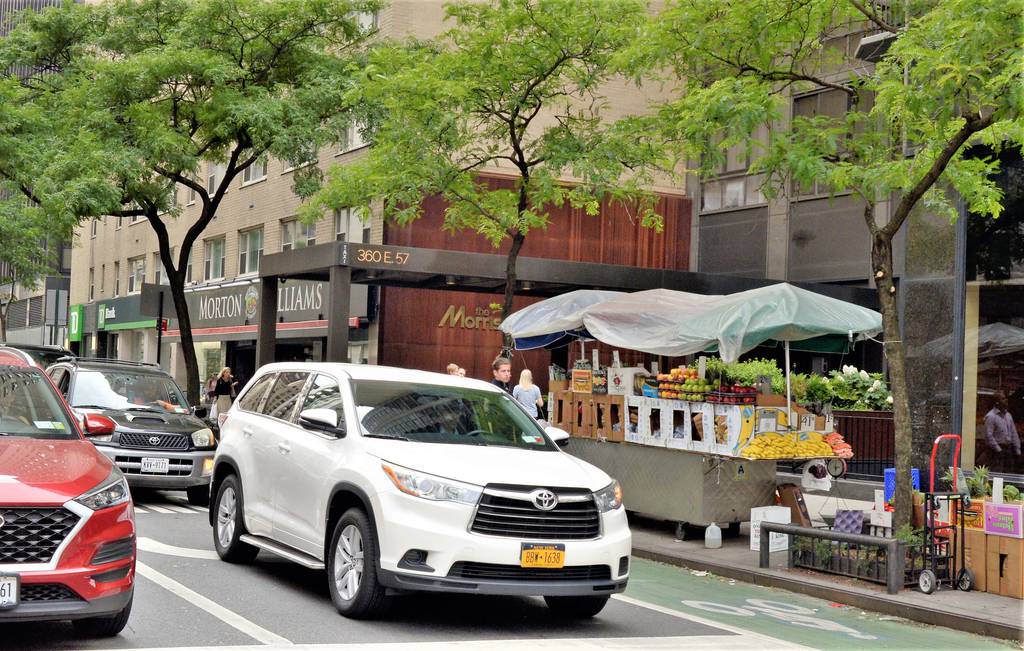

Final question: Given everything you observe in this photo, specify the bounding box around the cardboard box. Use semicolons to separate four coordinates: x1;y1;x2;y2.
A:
607;366;647;396
590;394;616;439
999;536;1023;599
548;379;570;394
778;483;812;527
959;500;986;530
552;390;574;434
984;502;1024;538
988;534;1024;598
963;528;987;592
571;394;593;438
750;505;791;552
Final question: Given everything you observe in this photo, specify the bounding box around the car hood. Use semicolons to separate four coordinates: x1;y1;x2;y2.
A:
0;438;112;505
80;408;206;435
362;440;610;491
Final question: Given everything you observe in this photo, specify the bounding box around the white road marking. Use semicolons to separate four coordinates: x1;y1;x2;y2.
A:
165;504;198;514
189;505;209;513
133;505;148;514
143;503;174;514
137;536;220;560
612;594;813;650
88;635;776;651
136;561;292;646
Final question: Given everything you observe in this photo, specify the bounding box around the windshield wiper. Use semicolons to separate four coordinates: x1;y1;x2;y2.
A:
72;404;115;411
361;433;410;441
126;406;163;412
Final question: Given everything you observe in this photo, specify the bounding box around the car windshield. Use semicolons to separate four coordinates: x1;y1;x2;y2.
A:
0;366;78;440
351;380;555;450
70;370;189;413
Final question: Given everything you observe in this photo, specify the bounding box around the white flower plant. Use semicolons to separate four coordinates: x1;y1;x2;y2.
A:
826;366;894;411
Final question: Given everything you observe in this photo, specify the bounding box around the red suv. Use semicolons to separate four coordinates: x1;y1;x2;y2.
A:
0;355;135;636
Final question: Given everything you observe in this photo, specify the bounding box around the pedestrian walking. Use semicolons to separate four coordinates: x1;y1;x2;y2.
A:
211;367;237;420
490;357;512;393
513;369;543;419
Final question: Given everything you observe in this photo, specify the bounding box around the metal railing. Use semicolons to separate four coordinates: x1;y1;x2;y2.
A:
759;522;912;594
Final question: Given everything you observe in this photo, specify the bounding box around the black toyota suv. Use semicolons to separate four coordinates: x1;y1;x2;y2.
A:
45;358;215;505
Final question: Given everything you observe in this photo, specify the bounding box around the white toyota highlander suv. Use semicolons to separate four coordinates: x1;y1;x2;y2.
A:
210;363;630;619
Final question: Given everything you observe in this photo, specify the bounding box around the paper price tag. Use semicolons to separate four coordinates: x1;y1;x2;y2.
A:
798;413;816;432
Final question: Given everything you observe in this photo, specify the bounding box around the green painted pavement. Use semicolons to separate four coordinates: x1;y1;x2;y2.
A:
624;557;1015;650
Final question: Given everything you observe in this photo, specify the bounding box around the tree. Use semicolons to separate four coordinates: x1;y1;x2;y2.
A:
1;0;378;403
0;209;58;341
301;0;673;352
633;0;1022;529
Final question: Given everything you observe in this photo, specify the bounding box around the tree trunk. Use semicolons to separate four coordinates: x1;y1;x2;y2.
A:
168;272;201;406
871;231;913;531
501;230;527;354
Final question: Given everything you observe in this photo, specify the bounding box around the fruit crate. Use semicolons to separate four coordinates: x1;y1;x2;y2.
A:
706;390;757;405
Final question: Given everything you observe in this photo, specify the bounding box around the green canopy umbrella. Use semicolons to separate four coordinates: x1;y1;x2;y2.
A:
670;283;882;429
669;283;882;364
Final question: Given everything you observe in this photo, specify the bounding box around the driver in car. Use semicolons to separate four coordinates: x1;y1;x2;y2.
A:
132;383;176;412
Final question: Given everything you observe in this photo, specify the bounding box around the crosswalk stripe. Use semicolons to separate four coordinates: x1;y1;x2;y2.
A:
188;505;209;513
145;504;174;514
166;504;197;514
134;505;148;514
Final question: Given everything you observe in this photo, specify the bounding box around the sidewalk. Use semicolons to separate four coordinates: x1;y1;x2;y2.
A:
629;512;1024;644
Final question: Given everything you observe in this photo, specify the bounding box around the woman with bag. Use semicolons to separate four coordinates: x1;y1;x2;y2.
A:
212;367;236;421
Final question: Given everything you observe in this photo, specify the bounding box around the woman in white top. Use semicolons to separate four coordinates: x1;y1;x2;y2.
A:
512;369;543;419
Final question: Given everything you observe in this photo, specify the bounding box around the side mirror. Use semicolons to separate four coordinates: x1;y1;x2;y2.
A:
83;413;116;437
545;426;570;448
298;408;346;437
192;405;208;419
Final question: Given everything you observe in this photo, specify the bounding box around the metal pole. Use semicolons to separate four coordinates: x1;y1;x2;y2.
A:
156;291;163;366
785;341;793;431
950;196;968;437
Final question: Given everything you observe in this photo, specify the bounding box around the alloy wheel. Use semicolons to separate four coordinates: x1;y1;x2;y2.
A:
334;524;364;601
217;486;237;549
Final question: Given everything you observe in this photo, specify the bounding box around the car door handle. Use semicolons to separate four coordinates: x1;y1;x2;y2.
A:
278;442;291;454
242;427;254;437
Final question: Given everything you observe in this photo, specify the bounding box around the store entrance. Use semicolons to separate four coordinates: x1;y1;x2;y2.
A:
226;342;257;389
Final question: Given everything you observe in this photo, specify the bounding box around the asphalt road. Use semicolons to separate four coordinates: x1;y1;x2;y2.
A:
0;490;1014;651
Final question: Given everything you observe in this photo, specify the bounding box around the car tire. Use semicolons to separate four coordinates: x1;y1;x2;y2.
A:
187;484;210;507
213;475;259;563
326;508;387;619
72;593;133;637
544;595;610;618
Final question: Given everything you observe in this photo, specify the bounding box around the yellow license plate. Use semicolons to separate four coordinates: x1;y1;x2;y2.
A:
520;543;565;568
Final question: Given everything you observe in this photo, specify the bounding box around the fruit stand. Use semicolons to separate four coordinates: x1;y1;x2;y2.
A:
502;284;881;530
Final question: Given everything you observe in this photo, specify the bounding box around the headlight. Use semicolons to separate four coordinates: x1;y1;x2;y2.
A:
594;480;622;512
191;428;214;447
382;463;482;505
75;469;131;511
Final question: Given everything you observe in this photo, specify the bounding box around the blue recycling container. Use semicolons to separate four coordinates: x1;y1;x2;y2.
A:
883;467;920;503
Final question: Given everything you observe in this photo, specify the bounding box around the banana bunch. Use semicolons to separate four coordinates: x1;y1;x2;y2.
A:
742;433;835;459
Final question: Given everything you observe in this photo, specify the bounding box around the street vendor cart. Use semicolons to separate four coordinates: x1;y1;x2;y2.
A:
501;283;882;533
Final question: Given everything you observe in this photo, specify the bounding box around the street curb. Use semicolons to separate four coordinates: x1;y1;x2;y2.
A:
632;545;1024;644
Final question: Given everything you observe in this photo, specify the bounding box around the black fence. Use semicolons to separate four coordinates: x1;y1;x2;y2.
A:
775;410;894;481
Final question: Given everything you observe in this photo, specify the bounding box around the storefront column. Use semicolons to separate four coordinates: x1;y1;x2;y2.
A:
257;276;278;368
326;266;351;362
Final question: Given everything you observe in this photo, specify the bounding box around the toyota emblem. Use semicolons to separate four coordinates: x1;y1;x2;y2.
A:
530;489;559;511
148;436;161;446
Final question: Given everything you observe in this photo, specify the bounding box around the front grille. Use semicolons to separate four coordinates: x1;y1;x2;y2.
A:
119;432;189;450
115;456;193;476
448;562;611;581
470;487;600;540
20;583;81;602
0;508;80;564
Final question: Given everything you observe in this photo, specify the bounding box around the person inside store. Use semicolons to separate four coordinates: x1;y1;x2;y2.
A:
211;367;238;420
490;357;512;393
513;369;543;420
983;391;1021;472
446;363;460;375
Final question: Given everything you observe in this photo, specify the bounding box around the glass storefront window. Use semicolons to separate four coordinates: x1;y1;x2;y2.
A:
962;147;1024;478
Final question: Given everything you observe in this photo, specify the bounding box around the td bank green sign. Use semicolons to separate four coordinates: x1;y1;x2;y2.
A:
68;305;84;342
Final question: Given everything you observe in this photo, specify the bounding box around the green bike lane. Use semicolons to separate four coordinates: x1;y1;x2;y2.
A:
621;557;1016;650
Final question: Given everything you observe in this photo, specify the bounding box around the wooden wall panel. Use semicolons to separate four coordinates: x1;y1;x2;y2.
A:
379;175;692;387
